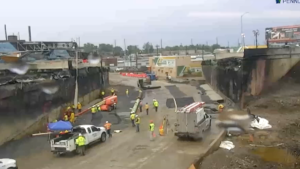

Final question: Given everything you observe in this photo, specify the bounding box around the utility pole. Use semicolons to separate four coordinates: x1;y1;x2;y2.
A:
160;39;163;50
228;41;229;48
201;45;204;60
206;41;208;46
191;39;193;45
216;37;218;45
253;30;259;48
156;45;159;56
241;12;249;48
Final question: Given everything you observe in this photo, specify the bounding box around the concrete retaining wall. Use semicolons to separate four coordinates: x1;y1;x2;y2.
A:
188;130;226;169
0;89;101;146
202;48;300;108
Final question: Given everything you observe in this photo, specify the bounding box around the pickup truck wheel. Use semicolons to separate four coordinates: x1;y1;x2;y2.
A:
108;106;112;112
100;133;107;142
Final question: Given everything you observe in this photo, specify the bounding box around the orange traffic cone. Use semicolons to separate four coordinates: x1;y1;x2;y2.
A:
159;124;164;136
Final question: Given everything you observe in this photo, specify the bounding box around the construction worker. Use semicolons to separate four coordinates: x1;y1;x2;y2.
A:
64;113;68;121
153;99;159;112
101;90;105;99
149;120;155;141
218;104;224;112
77;102;82;112
104;121;112;137
139;89;142;93
111;88;115;95
72;104;76;112
126;89;129;97
135;115;141;132
159;124;164;136
130;112;136;127
69;111;75;123
98;105;101;111
145;103;149;115
139;102;143;113
91;105;97;121
75;133;86;156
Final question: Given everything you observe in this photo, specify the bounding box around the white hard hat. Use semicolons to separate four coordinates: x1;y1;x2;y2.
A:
79;133;82;136
106;121;108;123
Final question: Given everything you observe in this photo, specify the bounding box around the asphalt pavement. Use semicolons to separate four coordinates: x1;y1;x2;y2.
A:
0;74;223;169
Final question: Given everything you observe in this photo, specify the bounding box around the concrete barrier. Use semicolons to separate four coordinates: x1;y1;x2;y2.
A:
188;130;226;169
0;89;104;146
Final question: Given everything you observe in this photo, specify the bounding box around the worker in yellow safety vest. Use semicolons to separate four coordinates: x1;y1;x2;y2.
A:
77;102;82;112
153;99;159;112
72;104;76;111
126;89;129;97
135;115;141;132
64;114;68;121
101;90;105;99
69;111;75;123
149;120;155;141
145;103;149;115
130;112;136;127
111;88;115;95
218;104;224;113
91;106;97;121
75;133;86;156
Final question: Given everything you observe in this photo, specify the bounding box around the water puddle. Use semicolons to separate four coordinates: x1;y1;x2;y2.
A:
252;147;298;165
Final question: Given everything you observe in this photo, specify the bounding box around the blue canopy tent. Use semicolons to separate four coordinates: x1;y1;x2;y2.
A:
48;120;73;131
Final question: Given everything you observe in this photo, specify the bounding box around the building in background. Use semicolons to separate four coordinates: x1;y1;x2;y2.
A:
102;57;117;67
149;56;202;78
265;25;300;45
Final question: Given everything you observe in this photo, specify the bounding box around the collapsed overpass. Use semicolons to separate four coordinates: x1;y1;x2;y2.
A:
202;48;300;108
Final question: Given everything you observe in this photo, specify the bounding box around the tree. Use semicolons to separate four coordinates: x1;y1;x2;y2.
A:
113;46;123;56
127;45;140;55
143;42;154;53
83;43;97;53
98;43;114;53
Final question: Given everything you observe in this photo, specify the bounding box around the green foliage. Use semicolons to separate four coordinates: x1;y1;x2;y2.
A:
83;43;98;53
165;44;221;52
82;42;223;56
127;45;140;54
143;42;154;53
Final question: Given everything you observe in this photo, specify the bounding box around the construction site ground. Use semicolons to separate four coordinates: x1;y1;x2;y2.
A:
0;73;223;169
200;82;300;169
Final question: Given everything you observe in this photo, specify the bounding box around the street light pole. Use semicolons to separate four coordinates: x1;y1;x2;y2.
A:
241;12;249;48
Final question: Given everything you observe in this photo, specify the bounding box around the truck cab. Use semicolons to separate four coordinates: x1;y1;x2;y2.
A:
174;102;212;140
50;125;107;155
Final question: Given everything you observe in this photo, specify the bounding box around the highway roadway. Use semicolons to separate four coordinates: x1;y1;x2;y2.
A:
0;74;222;169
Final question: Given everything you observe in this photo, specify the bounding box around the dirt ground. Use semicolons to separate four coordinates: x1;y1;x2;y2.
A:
200;82;300;169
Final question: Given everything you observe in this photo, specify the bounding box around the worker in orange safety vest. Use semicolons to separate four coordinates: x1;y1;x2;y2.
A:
104;121;112;137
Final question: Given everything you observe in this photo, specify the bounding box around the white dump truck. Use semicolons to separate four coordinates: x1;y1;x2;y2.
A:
174;102;212;140
50;125;107;155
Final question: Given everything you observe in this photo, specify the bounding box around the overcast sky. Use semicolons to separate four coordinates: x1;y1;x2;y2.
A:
0;0;299;48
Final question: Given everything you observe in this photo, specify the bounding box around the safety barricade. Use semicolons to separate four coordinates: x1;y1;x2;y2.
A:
120;72;147;78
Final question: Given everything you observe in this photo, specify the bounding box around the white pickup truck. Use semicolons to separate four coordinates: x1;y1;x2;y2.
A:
50;125;107;155
0;158;18;169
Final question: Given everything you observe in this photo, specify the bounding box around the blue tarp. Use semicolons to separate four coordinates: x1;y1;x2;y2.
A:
48;120;73;131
